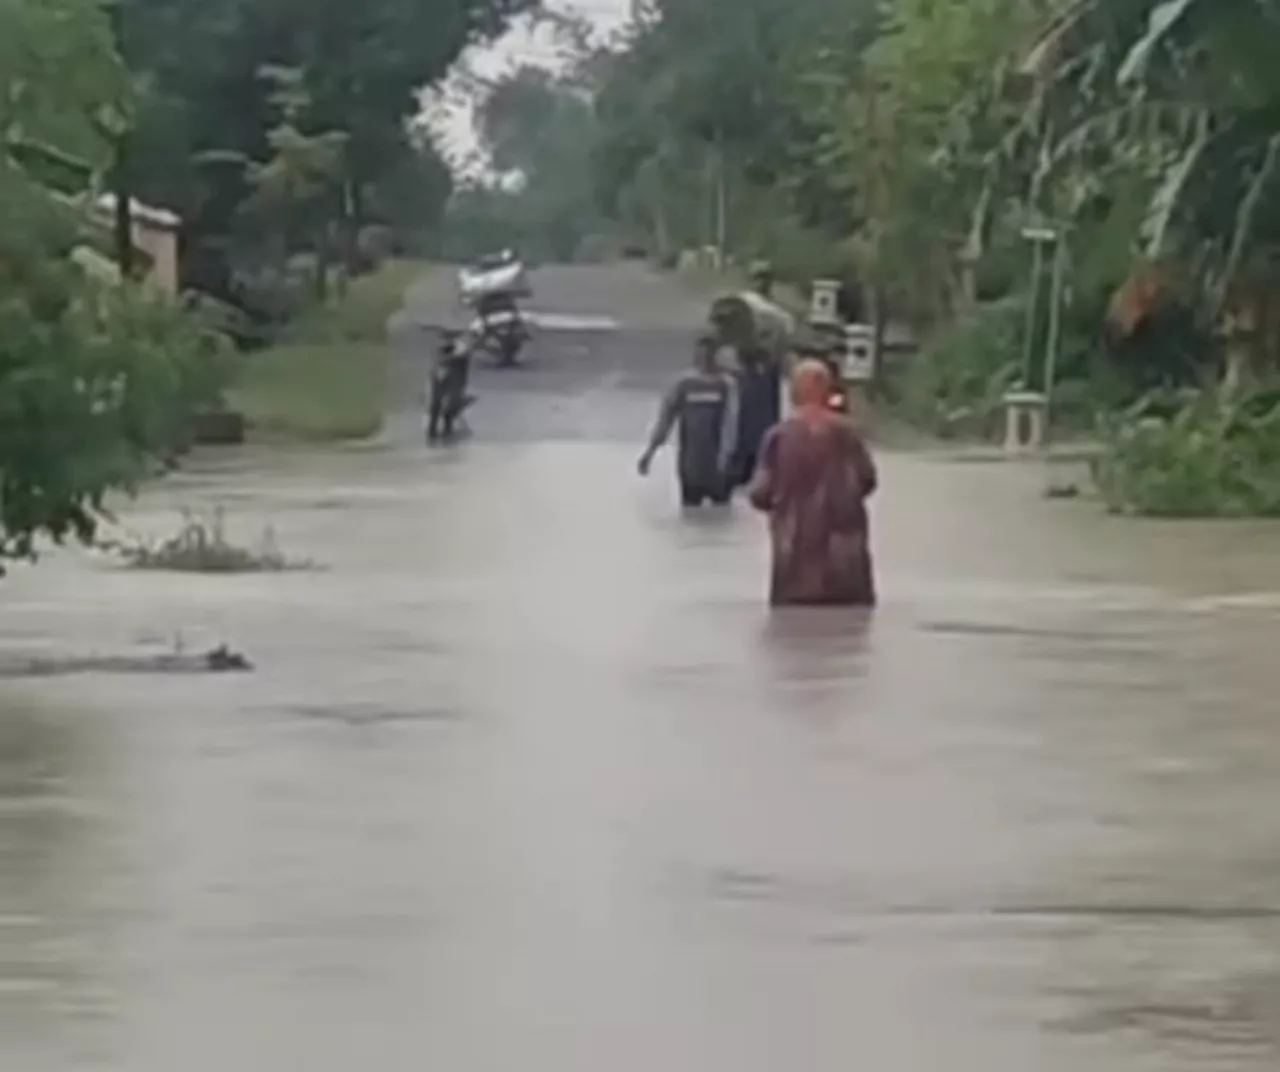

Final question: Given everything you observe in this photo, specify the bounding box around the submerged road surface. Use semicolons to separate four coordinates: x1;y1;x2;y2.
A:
4;264;1280;1070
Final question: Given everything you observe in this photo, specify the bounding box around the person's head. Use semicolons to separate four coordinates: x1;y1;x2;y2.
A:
790;358;834;411
693;333;720;373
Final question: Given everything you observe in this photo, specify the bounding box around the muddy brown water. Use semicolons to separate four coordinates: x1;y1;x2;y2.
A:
3;265;1280;1070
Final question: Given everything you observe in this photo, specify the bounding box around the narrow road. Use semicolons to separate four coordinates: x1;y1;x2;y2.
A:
3;263;1280;1071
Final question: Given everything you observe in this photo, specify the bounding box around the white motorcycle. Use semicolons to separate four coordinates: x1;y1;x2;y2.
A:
456;252;533;367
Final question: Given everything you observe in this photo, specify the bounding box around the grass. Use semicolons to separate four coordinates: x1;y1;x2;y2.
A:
284;258;427;344
98;508;315;573
229;341;387;440
229;258;427;441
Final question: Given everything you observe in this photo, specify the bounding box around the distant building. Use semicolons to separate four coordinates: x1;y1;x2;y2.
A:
89;195;182;296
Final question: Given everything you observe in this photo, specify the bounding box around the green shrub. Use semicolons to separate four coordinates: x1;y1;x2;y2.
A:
229;342;386;441
883;298;1024;439
228;259;421;441
99;507;314;572
282;258;423;344
1092;387;1280;517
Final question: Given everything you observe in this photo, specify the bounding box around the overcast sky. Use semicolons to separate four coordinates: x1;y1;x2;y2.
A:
433;0;631;172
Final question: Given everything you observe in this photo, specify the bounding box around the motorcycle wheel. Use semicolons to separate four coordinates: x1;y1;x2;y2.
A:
494;332;523;367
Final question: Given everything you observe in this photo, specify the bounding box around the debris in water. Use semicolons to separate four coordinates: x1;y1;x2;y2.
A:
0;645;254;678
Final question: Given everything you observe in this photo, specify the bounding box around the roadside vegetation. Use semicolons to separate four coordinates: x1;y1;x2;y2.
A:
98;508;314;572
0;0;534;569
229;259;423;441
444;0;1280;517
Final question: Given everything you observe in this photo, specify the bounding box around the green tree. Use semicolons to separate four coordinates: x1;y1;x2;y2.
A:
242;65;349;297
0;0;230;559
114;0;538;296
469;63;605;260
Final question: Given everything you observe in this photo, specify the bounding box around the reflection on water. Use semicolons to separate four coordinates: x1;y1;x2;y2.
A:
1;442;1280;1070
0;699;109;1068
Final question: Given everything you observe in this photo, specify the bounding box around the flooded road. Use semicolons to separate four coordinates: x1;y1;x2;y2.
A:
4;264;1280;1069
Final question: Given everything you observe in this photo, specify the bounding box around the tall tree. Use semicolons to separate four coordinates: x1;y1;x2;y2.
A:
0;0;230;558
114;0;538;295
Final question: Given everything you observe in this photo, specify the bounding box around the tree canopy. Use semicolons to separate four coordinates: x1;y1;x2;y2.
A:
116;0;538;297
572;1;1280;362
0;0;232;558
0;0;538;559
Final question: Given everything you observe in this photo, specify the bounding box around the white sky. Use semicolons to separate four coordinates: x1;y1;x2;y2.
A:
431;0;631;174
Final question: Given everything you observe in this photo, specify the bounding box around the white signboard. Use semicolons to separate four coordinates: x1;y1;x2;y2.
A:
809;279;840;326
842;323;875;382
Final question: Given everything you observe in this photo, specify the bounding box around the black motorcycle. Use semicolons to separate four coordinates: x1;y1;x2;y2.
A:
426;331;475;441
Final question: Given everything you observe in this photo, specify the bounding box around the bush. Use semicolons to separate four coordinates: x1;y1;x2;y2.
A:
228;259;421;441
0;266;234;558
883;298;1024;439
99;508;313;572
283;258;423;344
229;342;386;441
574;232;620;264
1092;387;1280;516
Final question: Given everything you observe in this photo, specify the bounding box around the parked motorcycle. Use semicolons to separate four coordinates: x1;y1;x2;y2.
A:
458;252;533;367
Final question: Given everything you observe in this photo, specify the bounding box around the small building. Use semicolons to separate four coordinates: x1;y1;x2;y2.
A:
90;195;182;296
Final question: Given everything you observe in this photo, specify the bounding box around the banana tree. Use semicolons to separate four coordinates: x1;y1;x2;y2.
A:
1015;0;1280;385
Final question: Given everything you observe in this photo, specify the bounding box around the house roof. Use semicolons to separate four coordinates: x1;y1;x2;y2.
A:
92;193;181;231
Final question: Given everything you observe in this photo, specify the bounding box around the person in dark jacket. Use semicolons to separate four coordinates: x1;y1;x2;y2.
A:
728;342;782;488
637;335;739;507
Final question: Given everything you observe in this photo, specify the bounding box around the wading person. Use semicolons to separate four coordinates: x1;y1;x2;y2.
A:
729;341;781;488
637;335;739;507
748;359;878;606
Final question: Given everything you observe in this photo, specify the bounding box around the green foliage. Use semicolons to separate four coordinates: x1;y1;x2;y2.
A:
285;258;425;343
227;258;420;440
229;341;386;441
884;299;1024;439
1093;387;1280;517
0;267;233;556
244;66;348;247
0;0;131;177
116;0;535;293
588;0;876;266
0;0;231;559
444;62;610;262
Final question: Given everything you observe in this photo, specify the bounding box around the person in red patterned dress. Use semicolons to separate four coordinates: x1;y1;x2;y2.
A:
748;359;878;607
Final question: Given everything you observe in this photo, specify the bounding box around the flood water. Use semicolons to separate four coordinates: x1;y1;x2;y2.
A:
3;265;1280;1070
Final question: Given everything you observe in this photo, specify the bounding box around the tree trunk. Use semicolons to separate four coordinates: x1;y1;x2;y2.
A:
344;177;363;275
315;229;331;304
869;282;889;395
1222;333;1254;394
654;195;670;261
112;140;135;279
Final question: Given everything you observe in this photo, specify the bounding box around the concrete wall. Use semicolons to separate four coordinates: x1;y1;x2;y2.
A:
133;220;178;295
90;196;182;296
